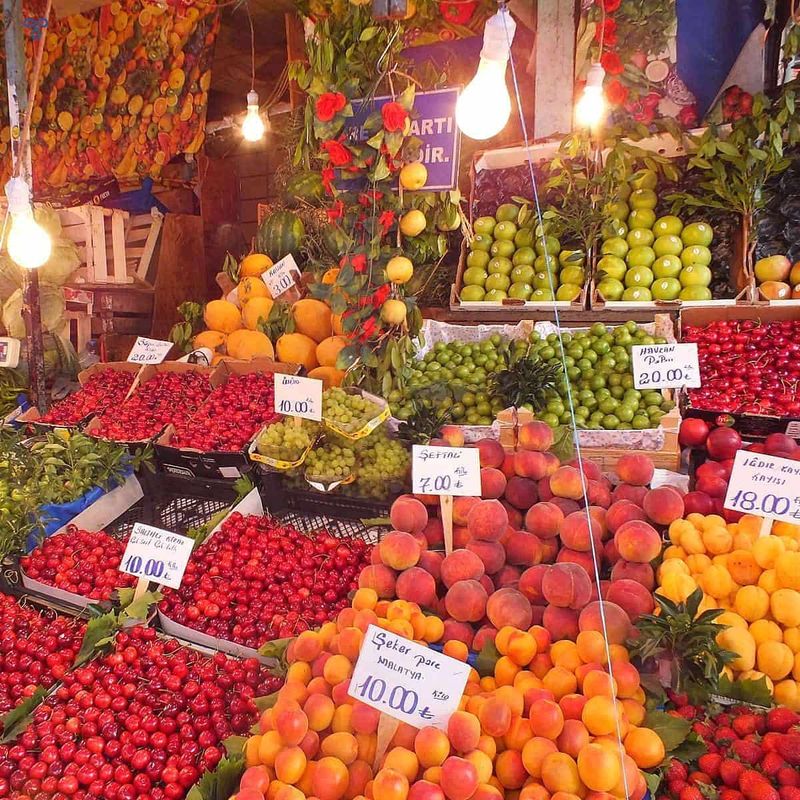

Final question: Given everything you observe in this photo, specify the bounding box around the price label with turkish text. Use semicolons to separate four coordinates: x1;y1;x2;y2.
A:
120;524;194;589
262;254;300;298
348;624;470;729
724;450;800;526
631;343;701;389
412;445;481;496
275;374;323;421
127;337;173;365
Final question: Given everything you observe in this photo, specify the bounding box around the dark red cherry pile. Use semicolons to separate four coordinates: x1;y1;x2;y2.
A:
92;370;211;442
683;319;800;417
159;513;372;648
0;626;282;800
20;529;136;601
0;593;85;722
40;370;136;427
170;372;279;452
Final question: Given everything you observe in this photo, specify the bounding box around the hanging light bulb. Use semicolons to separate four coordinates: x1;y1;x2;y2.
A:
575;62;607;130
242;90;265;142
455;7;516;140
4;177;51;270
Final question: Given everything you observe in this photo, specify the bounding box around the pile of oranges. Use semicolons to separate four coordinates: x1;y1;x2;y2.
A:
234;589;666;800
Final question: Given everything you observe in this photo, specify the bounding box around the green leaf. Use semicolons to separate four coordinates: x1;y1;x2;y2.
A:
715;675;773;708
186;754;245;800
476;640;500;678
642;711;691;752
359;26;379;41
667;732;708;765
716;141;740;157
73;611;119;667
254;691;281;712
643;770;662;798
222;735;247;757
258;636;292;661
1;687;48;741
118;589;163;622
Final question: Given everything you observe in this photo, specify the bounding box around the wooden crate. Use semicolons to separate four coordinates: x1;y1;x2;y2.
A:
44;204;163;285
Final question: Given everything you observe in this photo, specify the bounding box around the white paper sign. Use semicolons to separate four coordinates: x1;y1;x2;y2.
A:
275;374;323;421
120;523;194;589
412;445;481;496
262;254;300;298
348;624;470;729
632;343;701;389
724;450;800;526
127;337;173;365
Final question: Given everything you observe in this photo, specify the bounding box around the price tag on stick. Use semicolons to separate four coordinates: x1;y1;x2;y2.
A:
412;445;481;497
631;343;701;390
275;374;323;421
120;523;194;591
724;450;800;527
262;254;301;299
348;624;470;730
127;336;173;365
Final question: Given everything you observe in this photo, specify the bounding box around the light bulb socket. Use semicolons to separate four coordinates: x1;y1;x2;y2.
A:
4;177;33;218
585;62;606;90
480;7;516;62
246;89;259;108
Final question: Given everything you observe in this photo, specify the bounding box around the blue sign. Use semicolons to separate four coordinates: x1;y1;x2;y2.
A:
349;88;461;191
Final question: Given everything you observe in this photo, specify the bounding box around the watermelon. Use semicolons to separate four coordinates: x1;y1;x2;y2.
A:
256;210;305;261
284;171;324;206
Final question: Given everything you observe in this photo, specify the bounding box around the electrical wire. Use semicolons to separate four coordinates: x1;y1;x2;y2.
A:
497;5;631;798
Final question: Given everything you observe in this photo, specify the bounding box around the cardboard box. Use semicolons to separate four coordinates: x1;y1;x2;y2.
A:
155;358;300;479
17;362;142;431
86;362;214;449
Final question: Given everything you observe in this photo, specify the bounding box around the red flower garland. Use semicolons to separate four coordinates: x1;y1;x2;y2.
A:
315;92;347;122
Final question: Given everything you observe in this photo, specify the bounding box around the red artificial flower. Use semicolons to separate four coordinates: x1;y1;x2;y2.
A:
326;200;345;222
340;253;368;274
373;284;391;305
321;166;335;194
360;316;378;341
678;105;699;128
605;78;629;106
378;210;396;234
594;17;617;47
381;101;409;133
321;139;352;167
600;51;624;76
599;0;621;12
315;92;346;122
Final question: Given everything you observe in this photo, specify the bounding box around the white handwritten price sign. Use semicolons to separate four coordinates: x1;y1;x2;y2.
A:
275;374;323;421
127;337;173;365
631;343;701;390
120;523;194;589
724;450;800;526
412;445;481;497
349;624;470;729
262;254;300;298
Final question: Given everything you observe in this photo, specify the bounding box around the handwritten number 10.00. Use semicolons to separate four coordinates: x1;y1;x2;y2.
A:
123;555;165;579
356;676;419;714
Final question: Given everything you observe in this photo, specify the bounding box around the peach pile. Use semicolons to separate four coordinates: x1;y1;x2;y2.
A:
234;591;666;800
658;513;800;709
363;438;679;646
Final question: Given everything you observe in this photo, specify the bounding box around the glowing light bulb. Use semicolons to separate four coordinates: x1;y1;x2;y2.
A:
456;8;516;140
575;62;607;130
4;178;51;269
242;90;265;141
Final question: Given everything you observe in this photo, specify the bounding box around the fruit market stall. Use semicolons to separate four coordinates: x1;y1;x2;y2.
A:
6;4;800;800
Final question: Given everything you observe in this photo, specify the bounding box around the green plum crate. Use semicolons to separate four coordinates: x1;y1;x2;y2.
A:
452;138;592;313
588;130;755;311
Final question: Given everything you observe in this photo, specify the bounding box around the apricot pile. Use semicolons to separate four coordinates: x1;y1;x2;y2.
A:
658;512;800;709
362;442;679;647
234;592;666;800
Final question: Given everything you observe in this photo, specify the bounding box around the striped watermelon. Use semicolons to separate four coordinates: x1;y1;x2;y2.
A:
284;171;324;206
256;210;305;261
